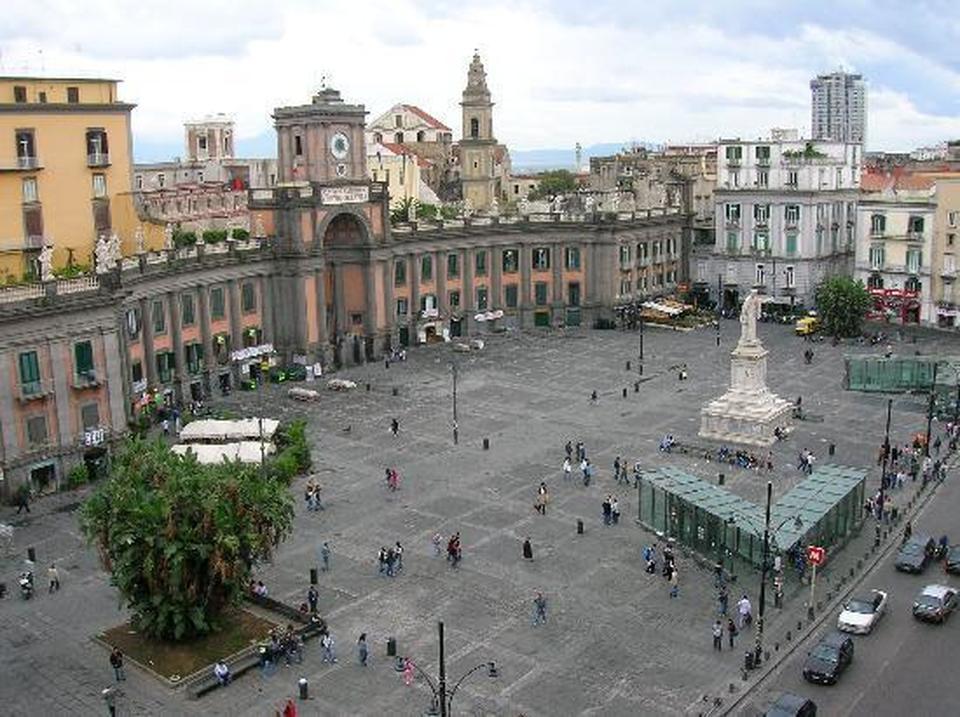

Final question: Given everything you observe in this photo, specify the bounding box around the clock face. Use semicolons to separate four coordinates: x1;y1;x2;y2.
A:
330;132;349;160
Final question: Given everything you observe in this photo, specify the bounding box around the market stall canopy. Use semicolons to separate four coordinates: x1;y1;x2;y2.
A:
179;418;279;443
172;441;276;464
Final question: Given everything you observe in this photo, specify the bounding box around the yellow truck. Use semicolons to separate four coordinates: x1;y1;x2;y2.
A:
794;316;820;336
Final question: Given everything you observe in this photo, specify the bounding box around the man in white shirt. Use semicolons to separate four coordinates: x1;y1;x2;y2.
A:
214;660;231;686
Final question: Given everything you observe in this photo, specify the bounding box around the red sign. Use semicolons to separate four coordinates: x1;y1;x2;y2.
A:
806;545;825;566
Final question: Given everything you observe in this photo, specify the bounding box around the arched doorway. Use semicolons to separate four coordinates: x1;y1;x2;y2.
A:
322;212;367;248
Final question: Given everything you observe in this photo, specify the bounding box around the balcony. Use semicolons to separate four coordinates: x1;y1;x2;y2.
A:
87;152;110;167
18;380;50;402
907;231;924;242
1;155;42;172
73;370;101;389
870;228;885;238
756;156;771;167
726;157;741;167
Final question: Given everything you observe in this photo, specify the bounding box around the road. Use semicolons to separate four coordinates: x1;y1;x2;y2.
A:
743;472;960;716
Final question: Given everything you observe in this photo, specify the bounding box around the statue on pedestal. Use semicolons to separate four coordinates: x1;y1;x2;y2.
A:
163;223;174;250
254;215;266;239
38;244;54;282
108;233;121;264
738;289;763;345
94;234;112;274
551;194;564;213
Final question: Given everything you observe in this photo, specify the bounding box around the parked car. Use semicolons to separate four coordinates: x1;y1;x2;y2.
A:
837;589;887;634
802;631;854;685
945;545;960;575
895;534;937;573
766;693;817;717
912;584;958;623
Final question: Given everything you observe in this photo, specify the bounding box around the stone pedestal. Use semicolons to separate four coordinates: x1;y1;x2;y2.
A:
699;336;792;447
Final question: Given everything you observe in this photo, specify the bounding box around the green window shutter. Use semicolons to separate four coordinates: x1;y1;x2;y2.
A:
74;341;94;375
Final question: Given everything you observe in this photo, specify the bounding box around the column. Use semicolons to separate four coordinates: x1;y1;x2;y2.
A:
490;247;502;310
227;279;243;381
363;258;378;360
314;264;328;361
519;244;532;328
409;253;421;341
260;274;274;345
101;329;128;435
332;263;347;363
382;258;395;348
139;297;157;387
197;285;214;394
50;341;73;447
168;290;187;403
0;351;20;462
552;243;564;307
436;249;448;315
461;246;474;334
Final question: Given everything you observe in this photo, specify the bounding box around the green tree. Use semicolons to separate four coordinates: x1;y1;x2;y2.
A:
390;197;418;224
80;438;294;641
815;276;871;337
530;170;578;200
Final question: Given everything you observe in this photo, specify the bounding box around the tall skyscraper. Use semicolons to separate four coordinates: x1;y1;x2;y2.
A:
810;71;866;145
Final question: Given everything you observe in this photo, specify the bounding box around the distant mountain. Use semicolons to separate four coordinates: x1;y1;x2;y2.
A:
510;142;657;174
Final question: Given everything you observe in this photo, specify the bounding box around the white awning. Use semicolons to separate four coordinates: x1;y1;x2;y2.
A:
172;441;276;464
179;418;279;443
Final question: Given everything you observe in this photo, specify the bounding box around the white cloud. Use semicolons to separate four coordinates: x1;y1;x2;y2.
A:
2;0;958;155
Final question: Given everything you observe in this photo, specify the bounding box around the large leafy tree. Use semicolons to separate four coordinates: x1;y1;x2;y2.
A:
530;170;578;200
815;276;871;338
81;438;294;641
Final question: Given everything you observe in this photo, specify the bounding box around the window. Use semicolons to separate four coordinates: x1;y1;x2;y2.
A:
416;130;425;142
81;403;100;430
753;204;770;224
158;173;165;188
14;85;27;103
725;146;742;162
870;214;886;235
38;91;46;103
787;170;798;187
394;115;402;128
620;279;632;296
93;200;111;233
470;117;479;139
351;313;364;325
905;277;921;293
786;232;798;256
396;298;408;317
92;174;107;198
15;129;36;163
505;284;519;308
534;282;549;306
619;245;632;267
27;416;48;446
755;264;765;286
568;282;581;306
156;352;175;383
67;86;79;103
420;255;433;281
197;135;207;152
152;300;166;334
867;273;884;290
724;203;741;224
757;170;768;188
135;175;143;189
185;343;203;374
475;250;487;276
755;145;770;162
906;248;922;274
502;249;518;273
74;340;94;377
752;232;769;253
86;129;109;162
785;204;800;225
419;295;436;314
638;242;649;264
476;286;489;310
532;247;550;270
446;253;459;278
22;177;38;203
294;136;303;156
181;293;195;326
125;307;141;339
394;259;407;286
131;360;143;384
836;168;843;187
448;290;460;308
729;170;740;188
948;211;958;228
949;233;956;248
869;244;885;270
241;282;256;313
211;287;225;319
198;171;204;183
564;247;580;270
908;216;924;235
19;351;41;395
726;231;739;253
784;265;795;288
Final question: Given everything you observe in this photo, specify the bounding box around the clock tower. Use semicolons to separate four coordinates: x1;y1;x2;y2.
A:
460;51;497;211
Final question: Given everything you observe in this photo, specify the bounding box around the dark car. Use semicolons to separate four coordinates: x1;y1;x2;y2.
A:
895;534;936;573
945;546;960;575
913;584;958;623
802;632;854;685
766;693;817;717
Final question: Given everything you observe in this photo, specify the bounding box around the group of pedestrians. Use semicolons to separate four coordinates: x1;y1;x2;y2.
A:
384;467;401;492
601;495;621;525
564;441;595;486
304;479;324;511
377;542;405;577
642;542;679;597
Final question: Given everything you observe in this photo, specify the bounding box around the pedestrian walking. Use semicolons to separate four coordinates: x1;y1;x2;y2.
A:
602;496;612;525
669;567;679;598
565;441;573;460
610;497;620;525
48;563;60;593
712;620;723;651
590;390;598;404
320;542;331;572
718;587;729;616
535;482;548;515
357;633;368;666
727;617;737;649
394;541;404;573
377;547;388;576
522;537;533;561
562;457;572;482
321;632;337;663
162;418;170;436
532;591;548;626
737;595;752;629
447;532;462;567
390;418;399;437
576;441;585;462
613;456;621;482
385;547;397;577
402;657;415;686
432;532;443;557
307;586;319;613
109;647;126;681
15;489;30;514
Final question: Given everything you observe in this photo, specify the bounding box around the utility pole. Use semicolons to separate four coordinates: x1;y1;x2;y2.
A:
925;362;938;456
438;621;448;717
878;398;893;526
716;273;722;347
755;480;772;666
639;314;645;376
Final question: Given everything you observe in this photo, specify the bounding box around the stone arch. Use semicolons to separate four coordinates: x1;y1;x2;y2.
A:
314;208;375;251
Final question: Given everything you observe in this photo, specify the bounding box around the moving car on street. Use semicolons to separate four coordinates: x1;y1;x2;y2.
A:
802;632;854;686
912;584;957;623
895;534;937;573
765;692;817;717
837;589;887;634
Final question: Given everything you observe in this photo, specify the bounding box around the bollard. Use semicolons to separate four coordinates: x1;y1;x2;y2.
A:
741;669;748;682
27;547;36;563
634;382;640;393
774;643;779;652
744;651;754;671
394;656;405;672
626;361;631;371
365;383;371;392
797;620;802;631
622;388;628;398
849;567;855;578
392;387;399;396
807;605;814;621
298;677;308;700
729;683;736;694
482;438;490;450
786;630;792;641
310;568;318;585
857;559;863;569
387;638;397;657
829;443;835;456
577;519;584;535
718;473;725;486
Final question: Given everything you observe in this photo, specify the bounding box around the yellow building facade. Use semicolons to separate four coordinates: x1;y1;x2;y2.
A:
0;77;151;280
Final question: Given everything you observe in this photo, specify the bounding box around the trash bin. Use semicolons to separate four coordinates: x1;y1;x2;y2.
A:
298;677;308;699
387;637;397;657
482;438;490;450
744;651;754;671
310;568;318;585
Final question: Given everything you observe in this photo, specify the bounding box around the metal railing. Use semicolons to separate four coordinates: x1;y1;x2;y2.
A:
87;153;110;167
16;155;39;170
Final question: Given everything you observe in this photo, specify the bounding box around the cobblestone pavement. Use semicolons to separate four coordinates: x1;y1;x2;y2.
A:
1;321;955;716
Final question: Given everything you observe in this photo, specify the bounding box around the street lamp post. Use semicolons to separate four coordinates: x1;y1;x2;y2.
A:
716;273;722;347
451;362;459;445
755;480;773;666
413;621;497;717
878;398;893;526
925;362;939;456
638;314;645;376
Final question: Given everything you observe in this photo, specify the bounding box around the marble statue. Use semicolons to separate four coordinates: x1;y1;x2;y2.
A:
490;196;499;215
435;204;444;221
37;244;54;282
738;289;763;345
108;233;121;264
584;195;595;212
134;225;145;254
163;223;174;250
519;197;529;214
462;198;473;217
94;234;112;274
610;193;620;211
407;200;417;223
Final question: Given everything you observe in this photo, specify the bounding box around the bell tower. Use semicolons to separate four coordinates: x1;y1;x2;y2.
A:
460;51;497;211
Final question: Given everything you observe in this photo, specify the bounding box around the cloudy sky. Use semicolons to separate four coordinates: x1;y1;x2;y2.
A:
4;0;960;160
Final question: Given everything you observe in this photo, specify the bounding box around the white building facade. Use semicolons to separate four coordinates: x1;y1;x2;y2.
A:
694;129;861;310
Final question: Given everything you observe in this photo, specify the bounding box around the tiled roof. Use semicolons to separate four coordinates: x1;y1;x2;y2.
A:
860;168;934;192
401;105;451;132
377;142;433;168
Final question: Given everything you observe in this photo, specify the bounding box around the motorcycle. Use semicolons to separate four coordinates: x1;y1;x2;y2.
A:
18;571;34;600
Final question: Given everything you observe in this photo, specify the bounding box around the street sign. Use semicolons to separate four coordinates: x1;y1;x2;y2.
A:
806;545;825;566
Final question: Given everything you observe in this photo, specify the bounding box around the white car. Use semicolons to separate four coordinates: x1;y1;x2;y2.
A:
837;589;887;634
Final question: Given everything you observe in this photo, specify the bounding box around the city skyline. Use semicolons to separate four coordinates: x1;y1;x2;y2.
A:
3;0;960;159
